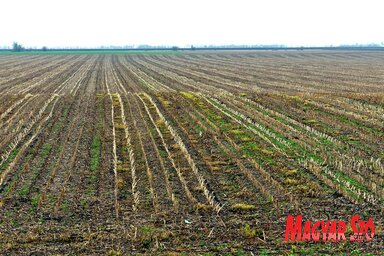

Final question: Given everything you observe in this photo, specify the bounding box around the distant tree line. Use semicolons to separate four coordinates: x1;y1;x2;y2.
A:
11;42;49;52
2;42;383;53
12;42;24;52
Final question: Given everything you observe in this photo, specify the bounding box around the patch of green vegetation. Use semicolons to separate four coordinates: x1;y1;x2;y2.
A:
41;143;52;157
185;94;282;167
208;111;228;130
89;175;97;184
28;194;40;214
30;194;40;208
306;157;374;202
18;143;52;197
333;169;366;190
259;250;275;255
9;217;20;227
229;100;374;201
329;111;383;137
158;148;167;158
319;137;335;147
0;149;19;173
338;134;362;146
139;224;156;248
215;243;228;251
307;156;365;195
241;141;259;155
148;126;156;137
285;243;377;256
1;153;33;196
226;250;247;256
337;115;353;125
231;129;252;142
61;200;70;213
90;135;101;172
209;98;294;152
52;107;69;133
18;184;29;197
243;99;340;150
195;125;205;135
239;141;275;166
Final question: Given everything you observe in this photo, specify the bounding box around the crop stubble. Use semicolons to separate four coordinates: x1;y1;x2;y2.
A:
0;51;383;254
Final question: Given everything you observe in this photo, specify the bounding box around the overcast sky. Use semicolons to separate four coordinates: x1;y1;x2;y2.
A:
1;0;383;48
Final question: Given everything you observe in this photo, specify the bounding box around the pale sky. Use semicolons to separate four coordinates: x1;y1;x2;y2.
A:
1;0;383;48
